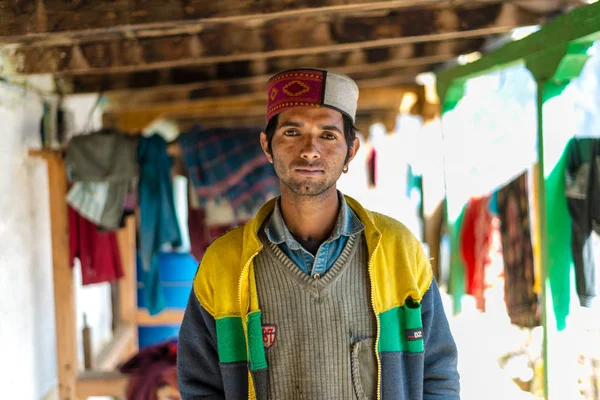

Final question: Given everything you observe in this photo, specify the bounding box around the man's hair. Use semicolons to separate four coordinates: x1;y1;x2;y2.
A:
264;113;357;163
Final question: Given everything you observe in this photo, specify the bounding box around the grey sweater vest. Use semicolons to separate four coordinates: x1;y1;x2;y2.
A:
254;232;377;400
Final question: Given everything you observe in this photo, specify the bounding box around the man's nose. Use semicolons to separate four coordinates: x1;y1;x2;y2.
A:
300;136;320;160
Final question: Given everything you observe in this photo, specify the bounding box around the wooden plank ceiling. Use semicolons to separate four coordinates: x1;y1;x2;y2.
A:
0;0;586;129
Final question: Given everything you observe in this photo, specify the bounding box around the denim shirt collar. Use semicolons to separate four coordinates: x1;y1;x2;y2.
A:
265;191;364;249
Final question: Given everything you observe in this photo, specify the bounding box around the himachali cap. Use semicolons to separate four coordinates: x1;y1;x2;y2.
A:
265;68;359;123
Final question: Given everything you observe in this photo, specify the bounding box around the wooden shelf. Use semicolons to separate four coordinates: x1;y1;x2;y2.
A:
95;324;137;370
136;309;185;326
78;370;129;398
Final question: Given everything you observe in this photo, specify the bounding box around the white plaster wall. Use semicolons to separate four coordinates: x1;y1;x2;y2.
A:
0;85;113;399
0;84;58;399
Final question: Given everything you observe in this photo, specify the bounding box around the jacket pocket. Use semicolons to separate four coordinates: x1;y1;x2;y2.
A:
351;337;377;400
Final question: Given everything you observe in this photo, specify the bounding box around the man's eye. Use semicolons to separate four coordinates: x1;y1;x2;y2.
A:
323;133;337;140
283;130;298;136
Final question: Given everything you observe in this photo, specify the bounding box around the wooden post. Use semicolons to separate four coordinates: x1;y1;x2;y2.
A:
116;215;139;355
82;314;93;370
31;150;79;400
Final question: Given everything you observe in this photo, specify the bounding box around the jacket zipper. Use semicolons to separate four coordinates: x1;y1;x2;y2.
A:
237;248;263;400
368;235;382;400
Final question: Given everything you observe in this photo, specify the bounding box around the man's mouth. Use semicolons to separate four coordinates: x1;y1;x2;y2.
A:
295;167;324;175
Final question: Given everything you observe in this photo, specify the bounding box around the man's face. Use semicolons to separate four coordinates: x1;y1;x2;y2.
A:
260;107;359;197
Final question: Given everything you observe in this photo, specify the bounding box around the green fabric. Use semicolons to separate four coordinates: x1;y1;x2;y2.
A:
449;205;466;314
378;305;424;353
247;311;267;370
215;316;247;363
541;81;573;332
378;307;403;352
545;138;573;332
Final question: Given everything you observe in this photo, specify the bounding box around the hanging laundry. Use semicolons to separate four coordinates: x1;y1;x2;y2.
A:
66;129;139;231
489;190;499;215
367;146;377;188
119;339;179;400
187;207;209;262
179;125;279;220
69;206;123;285
138;134;182;315
187;180;237;262
187;206;234;262
565;138;600;308
459;196;495;312
497;172;540;328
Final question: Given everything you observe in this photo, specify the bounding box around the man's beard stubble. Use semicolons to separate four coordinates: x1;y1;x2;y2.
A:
272;156;341;197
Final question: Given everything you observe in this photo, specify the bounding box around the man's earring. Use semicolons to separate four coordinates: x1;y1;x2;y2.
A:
343;165;349;173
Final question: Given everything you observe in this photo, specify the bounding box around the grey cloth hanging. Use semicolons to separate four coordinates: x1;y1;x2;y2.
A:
66;130;139;231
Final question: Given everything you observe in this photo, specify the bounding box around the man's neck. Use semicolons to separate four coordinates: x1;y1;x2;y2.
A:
279;188;340;245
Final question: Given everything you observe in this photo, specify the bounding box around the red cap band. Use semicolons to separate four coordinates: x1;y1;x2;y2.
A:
265;69;325;123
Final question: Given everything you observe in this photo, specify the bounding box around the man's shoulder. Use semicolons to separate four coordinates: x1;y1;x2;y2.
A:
192;224;247;316
197;224;246;271
207;224;246;251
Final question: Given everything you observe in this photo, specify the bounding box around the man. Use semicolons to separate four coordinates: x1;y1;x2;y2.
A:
178;68;460;399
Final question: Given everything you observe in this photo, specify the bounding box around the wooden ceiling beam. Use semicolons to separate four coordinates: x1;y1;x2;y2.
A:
2;3;540;76
67;51;461;95
171;107;400;133
104;84;419;133
0;0;513;45
103;69;427;107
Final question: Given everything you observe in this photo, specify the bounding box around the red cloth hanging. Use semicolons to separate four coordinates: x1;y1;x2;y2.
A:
69;206;124;285
459;196;494;311
367;146;377;187
187;206;236;262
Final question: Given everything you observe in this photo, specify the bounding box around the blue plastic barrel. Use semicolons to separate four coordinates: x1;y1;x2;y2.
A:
137;251;198;347
138;325;181;348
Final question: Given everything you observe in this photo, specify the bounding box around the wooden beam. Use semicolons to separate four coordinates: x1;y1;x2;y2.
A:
116;217;138;326
137;309;185;326
106;84;418;132
95;324;137;370
171;107;398;132
29;150;78;400
70;51;461;95
101;66;434;106
77;371;129;398
106;94;266;132
115;215;139;360
3;3;540;76
0;0;515;44
107;84;418;113
6;27;518;76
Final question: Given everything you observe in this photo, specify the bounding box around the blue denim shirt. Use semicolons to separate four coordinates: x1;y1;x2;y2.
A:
264;192;364;277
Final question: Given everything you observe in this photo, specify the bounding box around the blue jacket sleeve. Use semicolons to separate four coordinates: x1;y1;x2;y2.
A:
421;278;461;399
178;290;226;400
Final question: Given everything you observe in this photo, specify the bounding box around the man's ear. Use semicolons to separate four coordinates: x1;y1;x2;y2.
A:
260;131;273;163
346;137;360;165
